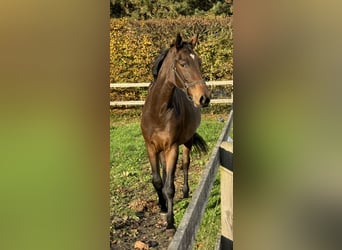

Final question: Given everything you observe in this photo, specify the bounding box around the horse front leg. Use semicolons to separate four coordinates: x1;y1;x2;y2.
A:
159;151;166;185
146;144;167;212
162;144;178;230
182;140;193;198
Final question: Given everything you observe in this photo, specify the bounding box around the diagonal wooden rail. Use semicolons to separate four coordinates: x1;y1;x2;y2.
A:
168;109;233;250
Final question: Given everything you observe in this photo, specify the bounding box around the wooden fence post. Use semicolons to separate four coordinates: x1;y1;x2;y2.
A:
218;140;233;249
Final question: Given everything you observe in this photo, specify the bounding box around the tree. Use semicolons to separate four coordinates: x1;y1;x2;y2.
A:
110;0;233;19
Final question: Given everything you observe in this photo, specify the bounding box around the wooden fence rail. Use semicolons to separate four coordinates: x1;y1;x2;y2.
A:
110;80;233;106
168;109;233;250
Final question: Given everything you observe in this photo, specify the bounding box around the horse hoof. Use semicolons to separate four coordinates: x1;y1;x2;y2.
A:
166;228;176;237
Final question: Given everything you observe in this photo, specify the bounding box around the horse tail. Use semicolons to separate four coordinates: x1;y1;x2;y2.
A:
192;133;208;154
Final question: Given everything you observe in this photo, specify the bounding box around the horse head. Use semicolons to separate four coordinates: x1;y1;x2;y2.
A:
171;33;211;108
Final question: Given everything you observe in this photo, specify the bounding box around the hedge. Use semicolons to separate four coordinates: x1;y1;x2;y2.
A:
110;16;233;83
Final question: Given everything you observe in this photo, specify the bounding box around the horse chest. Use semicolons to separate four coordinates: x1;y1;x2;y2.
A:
149;115;200;148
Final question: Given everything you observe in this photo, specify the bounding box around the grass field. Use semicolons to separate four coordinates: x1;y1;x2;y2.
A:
110;112;230;249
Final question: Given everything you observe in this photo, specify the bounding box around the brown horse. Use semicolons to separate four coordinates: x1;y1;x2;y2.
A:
140;33;211;231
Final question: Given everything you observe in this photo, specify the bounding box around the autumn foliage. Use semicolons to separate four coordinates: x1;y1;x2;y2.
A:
110;16;233;83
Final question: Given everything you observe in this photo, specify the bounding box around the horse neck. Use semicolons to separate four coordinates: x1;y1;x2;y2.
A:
149;53;179;112
147;78;174;114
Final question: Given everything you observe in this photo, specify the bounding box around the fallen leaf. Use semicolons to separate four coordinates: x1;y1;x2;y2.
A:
134;240;149;250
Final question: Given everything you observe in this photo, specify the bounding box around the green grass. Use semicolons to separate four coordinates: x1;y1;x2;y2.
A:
110;123;146;170
172;117;226;226
193;175;221;249
110;112;230;248
110;122;151;221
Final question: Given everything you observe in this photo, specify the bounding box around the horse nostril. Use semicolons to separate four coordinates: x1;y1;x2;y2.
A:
200;96;210;107
205;97;210;106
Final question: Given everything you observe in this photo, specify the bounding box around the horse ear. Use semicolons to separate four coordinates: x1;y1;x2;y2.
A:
175;33;182;49
191;34;199;48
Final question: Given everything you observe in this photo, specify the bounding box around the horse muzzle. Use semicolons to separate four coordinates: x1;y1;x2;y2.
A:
199;95;210;107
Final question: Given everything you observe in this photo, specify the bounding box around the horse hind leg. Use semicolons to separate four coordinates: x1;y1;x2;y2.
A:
146;145;167;212
182;141;192;198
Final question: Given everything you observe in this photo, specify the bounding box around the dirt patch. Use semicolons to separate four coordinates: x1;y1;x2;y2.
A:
110;199;174;249
110;161;204;250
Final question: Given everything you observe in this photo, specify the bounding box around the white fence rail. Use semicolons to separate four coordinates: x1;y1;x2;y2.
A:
110;80;233;106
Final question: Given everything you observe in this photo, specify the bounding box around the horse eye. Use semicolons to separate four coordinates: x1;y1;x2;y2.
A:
180;62;186;67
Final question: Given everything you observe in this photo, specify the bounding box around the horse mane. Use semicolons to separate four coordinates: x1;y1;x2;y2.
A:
169;88;184;115
152;41;193;81
152;48;169;81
